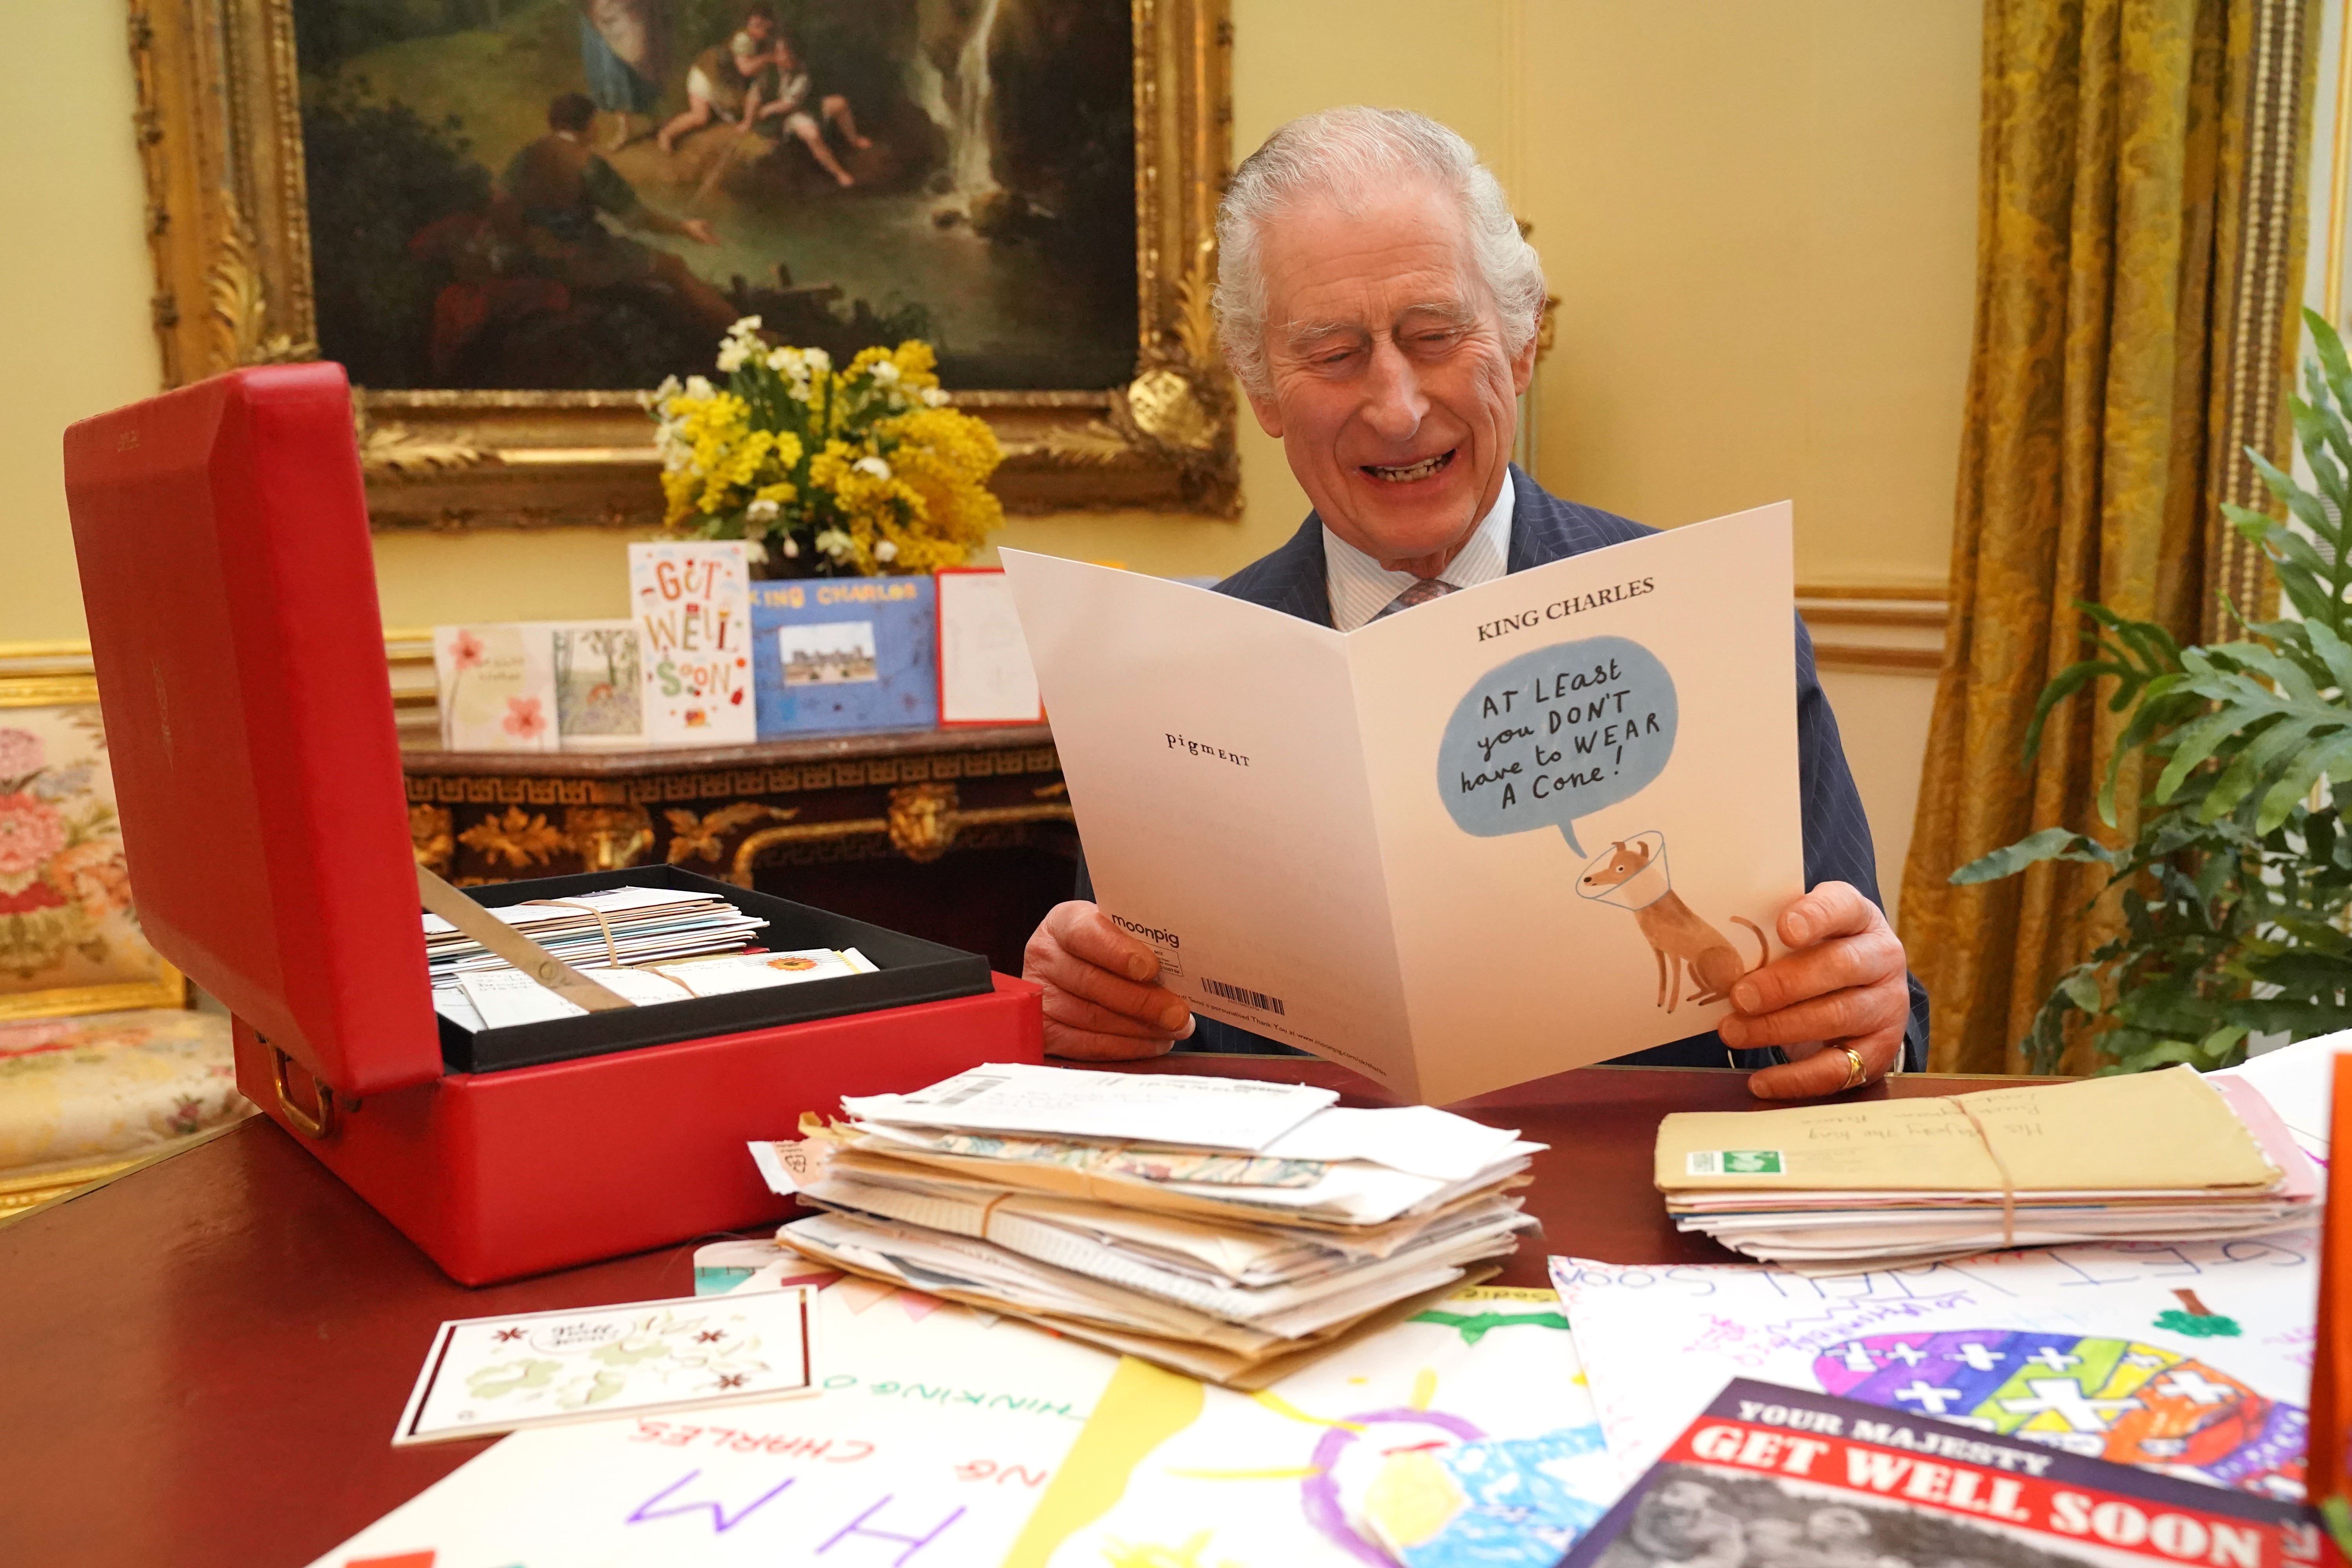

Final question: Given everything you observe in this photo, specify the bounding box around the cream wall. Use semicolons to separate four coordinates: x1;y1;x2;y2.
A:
1520;2;1979;587
0;0;159;643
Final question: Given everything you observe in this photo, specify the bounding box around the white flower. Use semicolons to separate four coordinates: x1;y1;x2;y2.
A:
920;387;950;408
874;539;898;563
766;346;804;374
742;537;768;563
803;347;831;376
684;375;715;399
869;360;900;385
731;315;764;334
746;497;780;523
815;528;855;559
853;456;893;481
716;339;751;373
781;534;800;558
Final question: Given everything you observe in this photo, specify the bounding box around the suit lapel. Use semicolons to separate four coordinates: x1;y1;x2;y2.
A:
1245;516;1336;628
1509;463;1595;570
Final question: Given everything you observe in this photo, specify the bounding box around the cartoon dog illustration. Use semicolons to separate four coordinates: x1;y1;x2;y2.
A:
1579;838;1768;1012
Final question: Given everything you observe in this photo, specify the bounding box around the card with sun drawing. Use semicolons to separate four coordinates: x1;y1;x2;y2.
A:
392;1285;818;1446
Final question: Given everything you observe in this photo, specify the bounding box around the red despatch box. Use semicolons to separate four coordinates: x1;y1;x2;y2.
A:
61;363;1044;1285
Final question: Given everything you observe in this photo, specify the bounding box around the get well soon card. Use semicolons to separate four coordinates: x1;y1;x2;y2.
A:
1001;504;1802;1103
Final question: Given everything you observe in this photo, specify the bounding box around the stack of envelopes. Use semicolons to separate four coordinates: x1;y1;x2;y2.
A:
1655;1065;2316;1270
424;885;768;981
757;1063;1541;1387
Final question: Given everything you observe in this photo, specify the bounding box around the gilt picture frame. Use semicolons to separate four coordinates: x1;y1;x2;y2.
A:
125;0;1237;527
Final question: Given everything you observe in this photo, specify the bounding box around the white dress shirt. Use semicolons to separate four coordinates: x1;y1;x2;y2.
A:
1322;468;1516;632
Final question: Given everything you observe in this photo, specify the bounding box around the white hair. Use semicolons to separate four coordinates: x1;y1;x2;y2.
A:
1212;106;1547;399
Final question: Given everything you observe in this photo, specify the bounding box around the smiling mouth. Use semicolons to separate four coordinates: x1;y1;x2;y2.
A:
1362;450;1455;483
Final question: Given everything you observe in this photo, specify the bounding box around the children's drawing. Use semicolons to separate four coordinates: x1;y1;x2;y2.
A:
1437;636;1679;857
1576;833;1769;1012
1811;1331;2305;1497
1552;1230;2319;1504
1031;1287;1616;1568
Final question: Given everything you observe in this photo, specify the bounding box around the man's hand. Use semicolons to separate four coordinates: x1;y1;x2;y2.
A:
681;218;720;245
1023;901;1196;1061
1719;882;1909;1100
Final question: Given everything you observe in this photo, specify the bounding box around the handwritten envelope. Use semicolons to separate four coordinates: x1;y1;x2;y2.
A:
392;1287;818;1445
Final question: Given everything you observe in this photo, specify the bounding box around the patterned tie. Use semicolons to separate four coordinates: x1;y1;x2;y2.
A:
1370;576;1457;622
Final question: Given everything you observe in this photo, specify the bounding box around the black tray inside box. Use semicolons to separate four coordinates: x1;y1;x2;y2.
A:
436;865;994;1073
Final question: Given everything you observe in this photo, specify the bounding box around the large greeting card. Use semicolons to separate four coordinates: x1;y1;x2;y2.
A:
1000;505;1802;1103
629;542;756;746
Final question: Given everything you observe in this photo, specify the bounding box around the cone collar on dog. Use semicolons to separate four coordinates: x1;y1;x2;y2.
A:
1575;830;1673;911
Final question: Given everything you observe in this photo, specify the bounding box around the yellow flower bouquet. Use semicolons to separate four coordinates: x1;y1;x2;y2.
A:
649;317;1005;575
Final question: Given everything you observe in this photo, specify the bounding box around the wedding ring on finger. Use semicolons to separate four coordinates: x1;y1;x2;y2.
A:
1837;1045;1869;1092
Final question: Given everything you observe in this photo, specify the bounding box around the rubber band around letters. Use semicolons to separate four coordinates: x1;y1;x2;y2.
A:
522;899;623;968
1942;1095;2018;1248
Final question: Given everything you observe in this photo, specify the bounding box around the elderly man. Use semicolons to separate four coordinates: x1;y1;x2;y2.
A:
1022;107;1927;1098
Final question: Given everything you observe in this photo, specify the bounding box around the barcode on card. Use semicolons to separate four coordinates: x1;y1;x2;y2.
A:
1201;977;1286;1015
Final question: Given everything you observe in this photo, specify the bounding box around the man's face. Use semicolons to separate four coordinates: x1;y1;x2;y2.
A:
1247;179;1536;573
747;14;772;39
1653;1481;1715;1524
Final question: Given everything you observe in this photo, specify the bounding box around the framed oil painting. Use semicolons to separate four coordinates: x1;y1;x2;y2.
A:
127;0;1236;524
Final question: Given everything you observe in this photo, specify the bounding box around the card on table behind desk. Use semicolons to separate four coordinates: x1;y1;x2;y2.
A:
749;575;939;735
391;1287;818;1445
631;540;756;746
432;623;558;752
1002;503;1802;1104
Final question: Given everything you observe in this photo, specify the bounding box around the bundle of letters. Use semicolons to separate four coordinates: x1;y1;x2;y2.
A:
425;884;877;1030
425;885;766;978
1656;1064;2316;1270
753;1062;1541;1387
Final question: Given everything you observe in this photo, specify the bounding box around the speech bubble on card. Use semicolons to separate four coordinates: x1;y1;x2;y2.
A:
1437;636;1679;857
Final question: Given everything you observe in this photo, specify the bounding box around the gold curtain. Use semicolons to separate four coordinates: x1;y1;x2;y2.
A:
1898;0;2317;1075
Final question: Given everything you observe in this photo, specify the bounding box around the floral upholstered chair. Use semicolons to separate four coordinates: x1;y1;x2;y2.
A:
0;675;251;1215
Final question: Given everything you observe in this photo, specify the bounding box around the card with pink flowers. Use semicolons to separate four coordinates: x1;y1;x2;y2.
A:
432;624;560;753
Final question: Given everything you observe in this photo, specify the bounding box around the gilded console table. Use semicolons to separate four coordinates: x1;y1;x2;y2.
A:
400;724;1074;973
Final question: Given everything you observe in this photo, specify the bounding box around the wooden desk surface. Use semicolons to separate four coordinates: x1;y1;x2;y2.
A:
0;1059;2002;1566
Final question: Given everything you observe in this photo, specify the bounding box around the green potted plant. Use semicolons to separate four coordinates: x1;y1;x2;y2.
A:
1954;310;2352;1074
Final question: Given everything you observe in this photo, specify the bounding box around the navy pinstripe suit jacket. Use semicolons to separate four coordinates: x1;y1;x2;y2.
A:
1077;466;1931;1073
